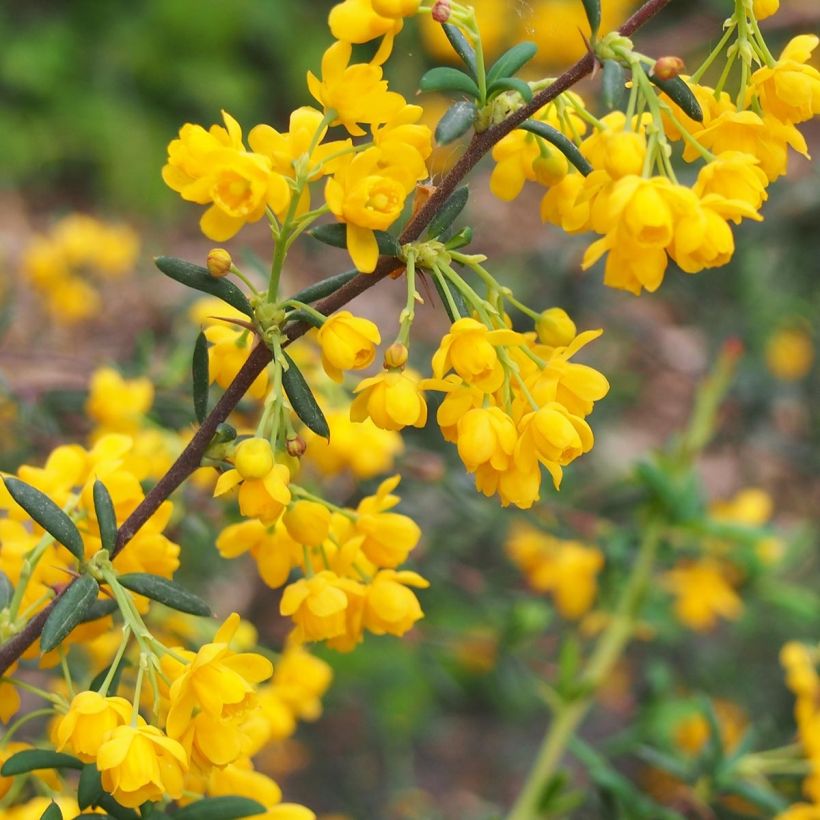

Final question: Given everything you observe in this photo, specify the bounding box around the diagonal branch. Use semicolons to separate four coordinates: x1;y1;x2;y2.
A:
0;0;671;676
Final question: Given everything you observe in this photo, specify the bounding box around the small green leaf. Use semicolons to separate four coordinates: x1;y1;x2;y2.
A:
432;275;467;322
3;478;84;560
435;101;477;145
582;0;602;37
441;23;478;79
519;120;593;175
93;480;118;555
288;270;358;304
487;77;533;101
281;352;330;439
0;571;13;609
116;573;211;617
192;330;209;424
426;187;469;239
80;598;118;623
285;309;325;329
39;802;62;820
171;797;266;819
1;749;83;776
212;423;237;444
308;224;399;258
154;257;253;318
419;66;480;99
444;226;473;250
78;764;104;810
651;74;703;122
602;60;626;110
486;42;538;84
41;576;100;653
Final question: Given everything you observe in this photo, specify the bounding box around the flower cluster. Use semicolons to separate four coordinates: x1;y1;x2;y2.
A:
21;213;139;323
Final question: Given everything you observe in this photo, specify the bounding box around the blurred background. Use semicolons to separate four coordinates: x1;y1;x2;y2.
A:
1;1;818;818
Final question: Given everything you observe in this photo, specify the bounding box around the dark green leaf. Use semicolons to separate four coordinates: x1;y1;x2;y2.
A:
93;480;118;555
486;42;538;84
80;598;118;623
97;794;139;819
285;309;325;329
602;60;626;110
444;226;473;250
78;764;104;810
39;802;62;820
432;275;467;322
288;270;358;304
116;573;211;617
281;352;330;439
435;101;477;145
651;74;703;122
419;67;480;99
171;796;266;819
154;257;253;318
1;749;83;776
0;571;13;609
41;576;100;653
519;120;592;175
487;77;533;101
3;478;84;560
192;331;209;424
90;654;128;695
442;23;478;79
212;423;237;444
308;224;400;259
582;0;602;37
426;187;469;239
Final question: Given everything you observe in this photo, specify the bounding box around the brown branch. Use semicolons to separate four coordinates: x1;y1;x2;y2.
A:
0;0;671;677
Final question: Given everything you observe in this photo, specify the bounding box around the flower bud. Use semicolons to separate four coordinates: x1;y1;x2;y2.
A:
234;437;275;479
432;0;451;23
207;248;233;278
384;342;409;370
536;307;576;347
286;435;307;458
283;500;331;546
652;56;685;81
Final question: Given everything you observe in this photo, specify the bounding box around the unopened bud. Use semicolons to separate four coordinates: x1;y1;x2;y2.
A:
536;307;576;347
384;342;409;369
286;435;307;458
652;56;685;81
432;0;451;23
207;248;233;278
722;336;745;361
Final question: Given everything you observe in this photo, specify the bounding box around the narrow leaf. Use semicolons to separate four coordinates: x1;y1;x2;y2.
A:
116;573;211;617
171;797;266;820
39;803;62;820
3;478;84;560
1;749;83;776
192;331;209;424
78;764;104;810
281;352;330;439
519;121;593;175
41;576;100;653
582;0;602;37
0;571;13;609
212;423;237;444
289;270;358;304
602;60;626;110
285;309;325;329
426;187;469;239
419;67;480;99
97;795;139;819
435;101;477;145
444;226;473;250
487;77;533;102
442;23;478;79
80;598;118;623
93;480;118;555
154;257;253;318
651;74;703;122
486;42;538;84
723;780;788;813
432;275;467;322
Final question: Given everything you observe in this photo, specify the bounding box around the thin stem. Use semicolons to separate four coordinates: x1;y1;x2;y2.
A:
397;252;417;345
0;707;55;745
692;21;737;83
98;626;132;696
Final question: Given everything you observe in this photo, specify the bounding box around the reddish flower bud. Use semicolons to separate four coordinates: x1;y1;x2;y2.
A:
652;56;685;81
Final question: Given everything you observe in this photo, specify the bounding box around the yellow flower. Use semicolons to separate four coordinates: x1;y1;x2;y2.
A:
53;691;132;763
674;700;747;757
475;458;543;509
748;35;820;124
351;369;427;431
663;559;743;631
307;40;405;136
316;311;381;382
96;723;188;808
364;569;429;636
433;377;486;443
694;151;769;214
330;0;403;46
456;407;517;473
372;0;420;15
280;570;365;643
536;307;576;347
580;112;647;180
490;128;571;201
765;327;814;381
283;500;332;547
355;475;421;567
217;518;300;589
208;758;282;806
540;173;593;233
214;439;292;522
204;323;269;400
86;367;154;434
272;645;334;721
516;402;593;468
432;318;523;392
753;0;778;18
